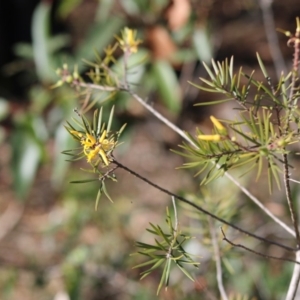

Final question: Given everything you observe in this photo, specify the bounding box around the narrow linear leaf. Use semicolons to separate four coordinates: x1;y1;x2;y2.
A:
97;107;103;136
165;258;172;287
157;261;168;295
141;258;165;275
194;98;233;106
133;258;161;269
95;188;102;211
256;52;269;79
70;178;99;184
202;61;216;81
152;60;181;114
102;181;113;202
107;105;115;133
176;264;195;281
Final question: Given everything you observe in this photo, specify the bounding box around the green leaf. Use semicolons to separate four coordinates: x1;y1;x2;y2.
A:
269;161;281;190
133;258;161;269
107;105;115;133
176;263;195;281
230;126;260;145
102;181;114;202
152;60;181;114
164;258;172;287
157;261;168;295
140;258;165;275
11;130;42;199
70;179;99;184
192;26;212;64
256;52;269;79
194;98;233;106
97;107;103;136
31;1;54;82
202;61;215;81
256;156;263;181
95;188;102;211
58;0;82;18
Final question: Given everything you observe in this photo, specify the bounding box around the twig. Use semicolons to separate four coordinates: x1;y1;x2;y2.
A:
283;154;300;247
75;82;295;237
286;251;300;300
113;159;296;252
289;178;300;184
281;22;300;248
209;218;228;300
221;228;300;265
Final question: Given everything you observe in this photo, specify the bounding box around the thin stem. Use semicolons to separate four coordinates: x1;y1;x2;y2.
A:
225;171;294;237
290;37;300;106
282;24;300;248
76;81;296;238
209;218;228;300
283;154;300;247
221;228;300;265
286;251;300;300
113;159;296;252
290;178;300;184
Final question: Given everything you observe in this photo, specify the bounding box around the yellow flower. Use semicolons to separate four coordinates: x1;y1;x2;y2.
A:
86;145;101;163
70;129;116;166
116;27;142;54
82;134;96;148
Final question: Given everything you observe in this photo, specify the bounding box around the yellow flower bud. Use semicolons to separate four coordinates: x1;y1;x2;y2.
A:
210;116;227;134
198;134;221;141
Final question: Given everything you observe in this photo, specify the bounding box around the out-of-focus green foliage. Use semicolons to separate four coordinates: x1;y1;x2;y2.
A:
2;0;300;299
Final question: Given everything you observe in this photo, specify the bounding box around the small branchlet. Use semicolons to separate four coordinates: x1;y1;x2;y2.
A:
180;48;300;191
63;106;126;208
132;206;199;294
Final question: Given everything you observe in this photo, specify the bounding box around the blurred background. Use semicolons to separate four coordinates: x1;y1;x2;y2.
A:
1;0;300;299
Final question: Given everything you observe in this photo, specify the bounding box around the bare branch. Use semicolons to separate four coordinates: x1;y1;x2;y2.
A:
283;154;300;246
209;218;228;300
286;251;300;300
113;159;296;252
221;228;300;265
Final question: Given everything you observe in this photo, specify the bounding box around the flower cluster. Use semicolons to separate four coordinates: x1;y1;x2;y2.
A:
70;129;116;166
115;27;142;54
64;107;125;169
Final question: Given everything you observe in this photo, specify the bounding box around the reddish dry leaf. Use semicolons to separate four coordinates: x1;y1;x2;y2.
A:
165;0;191;31
146;26;177;60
